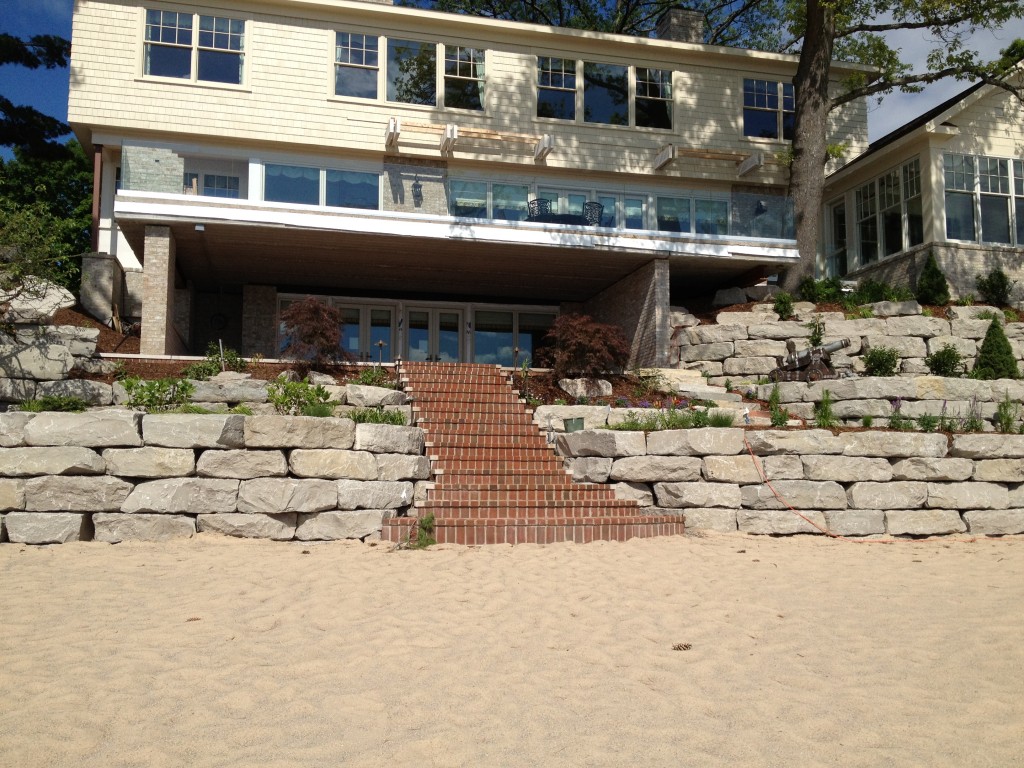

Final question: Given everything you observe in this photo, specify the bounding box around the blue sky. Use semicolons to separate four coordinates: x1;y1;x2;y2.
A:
2;0;1021;153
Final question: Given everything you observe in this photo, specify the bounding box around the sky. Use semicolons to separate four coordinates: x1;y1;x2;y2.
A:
1;0;1022;156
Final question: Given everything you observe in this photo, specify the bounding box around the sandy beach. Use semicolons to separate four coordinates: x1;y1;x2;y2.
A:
1;532;1022;767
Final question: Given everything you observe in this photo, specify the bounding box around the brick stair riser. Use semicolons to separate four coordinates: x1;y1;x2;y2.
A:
428;489;619;503
437;483;584;492
437;472;572;483
426;439;550;450
421;426;542;437
420;497;635;509
382;518;686;545
418;418;538;428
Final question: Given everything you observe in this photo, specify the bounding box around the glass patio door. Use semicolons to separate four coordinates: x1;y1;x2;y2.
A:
405;307;462;362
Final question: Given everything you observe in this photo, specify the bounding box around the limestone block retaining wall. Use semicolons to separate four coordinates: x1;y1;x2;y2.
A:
556;427;1024;538
0;412;427;545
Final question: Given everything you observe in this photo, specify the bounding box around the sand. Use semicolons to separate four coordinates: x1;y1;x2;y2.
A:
1;532;1022;767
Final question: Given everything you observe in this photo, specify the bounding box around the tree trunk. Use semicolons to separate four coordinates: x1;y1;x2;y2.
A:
779;0;835;293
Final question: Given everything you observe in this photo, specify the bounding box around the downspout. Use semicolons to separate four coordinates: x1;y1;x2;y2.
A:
91;144;103;252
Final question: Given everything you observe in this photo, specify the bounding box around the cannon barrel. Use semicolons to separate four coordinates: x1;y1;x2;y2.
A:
782;338;851;368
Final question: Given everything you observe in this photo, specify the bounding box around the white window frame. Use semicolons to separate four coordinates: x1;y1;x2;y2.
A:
742;78;794;142
141;8;248;87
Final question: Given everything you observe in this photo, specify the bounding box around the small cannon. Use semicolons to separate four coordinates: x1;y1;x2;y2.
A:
768;338;851;383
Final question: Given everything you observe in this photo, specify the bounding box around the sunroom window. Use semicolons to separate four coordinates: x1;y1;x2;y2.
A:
264;164;379;209
1015;160;1024;245
326;170;379;209
656;196;691;232
856;182;878;264
944;153;976;241
978;157;1011;244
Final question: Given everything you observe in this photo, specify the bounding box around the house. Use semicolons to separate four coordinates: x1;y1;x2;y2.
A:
821;77;1024;300
68;0;869;365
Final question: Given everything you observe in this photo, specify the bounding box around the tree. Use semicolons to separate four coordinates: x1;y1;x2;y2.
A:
915;251;951;306
973;318;1019;380
0;33;73;157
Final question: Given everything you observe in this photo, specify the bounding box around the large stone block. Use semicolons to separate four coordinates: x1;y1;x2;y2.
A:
14;325;98;357
375;454;431;481
336;480;413;510
654;481;741;508
190;377;269;403
25;476;132;511
0;447;105;476
886;509;966;536
803;456;892;482
354;423;424;454
93;513;195;542
555;430;645;458
737;509;826;535
884;315;949;337
142;414;245;449
754;382;806;404
723;357;776;376
197;449;287;479
831;400;894;419
237;478;337;514
746;321;811;340
713;310;776;325
949;318;993;339
565;457;612;483
950;434;1024;459
823;509;885;536
807;378;913;402
0;479;26;510
36;379;113;406
197;512;296;540
646;427;744;456
913;377;990;401
345;384;408;407
869;300;922;318
102;447;195;478
925;336;976;358
0;343;74;380
973;460;1024;483
701;454;801;483
0;377;36;402
822;318;886;337
733;339;786;357
558;378;613;399
0;278;74;324
294;509;384;540
741;481;846;510
745;430;842;456
534;405;611;432
678;342;734;363
839;432;947;458
926;482;1007;510
890;457;973;482
4;512;89;543
0;412;33;447
612;482;654;506
121;478;238;513
686;325;748;344
963;509;1024;535
847;481;927;509
243;415;355;449
609;456;701;483
680;507;737;532
289;449;377;480
25;411;142;448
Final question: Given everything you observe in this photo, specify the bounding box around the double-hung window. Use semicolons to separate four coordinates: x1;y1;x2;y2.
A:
537;58;673;129
444;46;485;110
743;79;794;140
335;33;378;99
878;170;902;257
855;182;878;264
944;154;976;241
978;157;1011;244
635;68;672;129
903;159;924;247
144;10;245;85
537;57;577;120
1015;160;1024;245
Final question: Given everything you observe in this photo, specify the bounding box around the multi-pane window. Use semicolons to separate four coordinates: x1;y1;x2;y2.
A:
448;180;529;221
326;170;379;209
335;33;378;99
879;170;902;257
444;46;485;111
903;159;924;247
944;153;1024;244
656;197;692;232
978;157;1011;244
387;38;436;105
826;201;848;277
695;199;729;235
1015;160;1024;245
144;10;244;85
583;62;628;125
944;153;976;241
538;58;674;129
537;57;577;120
856;182;878;264
743;79;794;140
635;68;672;129
449;180;488;218
264;164;379;209
203;174;239;198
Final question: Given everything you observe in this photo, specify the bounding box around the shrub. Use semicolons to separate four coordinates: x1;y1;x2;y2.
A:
925;344;966;378
18;395;88;413
353;365;394;388
860;414;874;428
707;410;735;428
536;313;630;379
993;393;1023;434
862;346;900;377
972;319;1020;380
917;413;939;433
915;252;951;306
122;376;195;412
773;291;794;320
805;316;825;347
956;294;976;306
348;407;407;425
279;297;350;368
1004;308;1020;323
768;384;789;426
181;342;249;380
797;276;843;303
813;389;838;428
976;268;1015;307
888;399;913;431
267;377;334;415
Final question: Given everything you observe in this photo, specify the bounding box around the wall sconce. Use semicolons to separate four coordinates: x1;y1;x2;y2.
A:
755;200;768;215
411;176;423;207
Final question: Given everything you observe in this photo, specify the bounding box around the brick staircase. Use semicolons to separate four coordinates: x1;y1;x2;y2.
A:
381;362;685;545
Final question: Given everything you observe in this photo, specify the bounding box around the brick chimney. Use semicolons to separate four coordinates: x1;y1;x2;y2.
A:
655;7;705;44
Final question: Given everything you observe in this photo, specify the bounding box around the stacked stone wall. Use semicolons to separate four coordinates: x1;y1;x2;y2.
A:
0;412;427;545
556;427;1024;537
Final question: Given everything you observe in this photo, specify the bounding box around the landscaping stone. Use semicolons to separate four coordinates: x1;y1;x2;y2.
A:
802;456;892;482
534;405;611;432
733;339;786;357
4;512;89;544
823;509;885;536
678;342;733;363
962;509;1024;535
701;454;801;483
36;379;113;406
686;325;748;344
746;321;811;340
73;358;122;376
244;415;355;449
555;430;645;458
889;457;974;482
25;475;132;511
336;480;413;510
714;310;777;325
197;449;287;479
0;479;26;511
1;278;75;324
680;507;737;532
822;318;886;337
558;378;613;398
754;382;805;403
737;509;826;535
808;378;918;403
0;446;105;476
354;424;423;454
611;482;654;506
950;434;1024;459
913;377;990;401
295;509;384;540
93;513;195;542
142;414;245;449
190;377;269;403
949;319;993;339
13;325;99;357
863;335;927;358
565;457;612;483
712;287;748;306
345;384;408;407
654;482;741;508
121;478;238;514
925;336;976;357
973;460;1024;483
926;482;1007;510
25;410;142;448
723;357;776;376
609;456;701;482
289;449;377;480
839;432;947;458
197;512;296;540
306;371;337;387
0;343;74;380
646;427;744;456
0;377;36;403
847;481;927;509
102;447;195;478
885;509;966;536
946;305;999;320
831;400;893;419
237;478;337;514
741;480;846;510
884;315;947;336
375;454;431;481
745;430;842;456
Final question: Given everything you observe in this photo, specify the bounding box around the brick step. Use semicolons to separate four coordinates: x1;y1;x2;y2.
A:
420;424;542;436
402;375;507;385
381;515;686;545
436;471;572;483
419;498;636;512
427;491;619;504
430;451;562;463
435;482;583;492
414;406;534;417
417;415;537;426
425;437;550;449
406;383;514;393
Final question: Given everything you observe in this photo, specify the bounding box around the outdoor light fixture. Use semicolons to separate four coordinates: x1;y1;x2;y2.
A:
411;177;423;207
195;223;205;232
376;339;387;366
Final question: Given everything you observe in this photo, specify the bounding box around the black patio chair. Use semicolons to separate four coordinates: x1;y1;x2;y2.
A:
528;198;552;220
583;201;604;226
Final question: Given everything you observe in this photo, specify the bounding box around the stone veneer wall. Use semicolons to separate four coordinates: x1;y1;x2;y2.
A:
584;259;670;368
556;428;1024;537
0;412;428;545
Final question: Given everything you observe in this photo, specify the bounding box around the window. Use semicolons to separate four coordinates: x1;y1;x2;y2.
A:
636;68;672;129
944;153;976;241
624;196;646;229
264;164;379;209
537;57;576;120
447;180;528;220
1015;160;1024;246
203;174;239;198
265;164;319;205
879;170;902;257
449;180;488;218
492;184;529;221
743;79;794;140
827;201;848;277
144;10;244;85
656;196;691;232
326;170;379;209
583;62;628;125
695;199;729;235
444;46;484;111
903;159;923;248
335;33;378;99
978;157;1011;244
387;38;436;105
855;182;878;264
538;58;673;129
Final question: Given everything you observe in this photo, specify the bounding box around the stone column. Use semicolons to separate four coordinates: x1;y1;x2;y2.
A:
583;259;670;368
79;252;124;325
242;285;278;357
141;225;177;355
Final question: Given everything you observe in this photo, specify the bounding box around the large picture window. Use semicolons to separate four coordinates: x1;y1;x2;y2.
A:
335;33;378;99
583;62;628;125
387;38;436;105
265;164;379;209
742;79;794;140
144;10;244;85
326;170;379;209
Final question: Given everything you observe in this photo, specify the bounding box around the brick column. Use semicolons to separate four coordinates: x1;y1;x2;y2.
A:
141;225;177;355
583;259;670;368
242;285;278;356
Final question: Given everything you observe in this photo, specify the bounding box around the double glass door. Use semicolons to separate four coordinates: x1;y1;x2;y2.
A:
406;307;462;362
